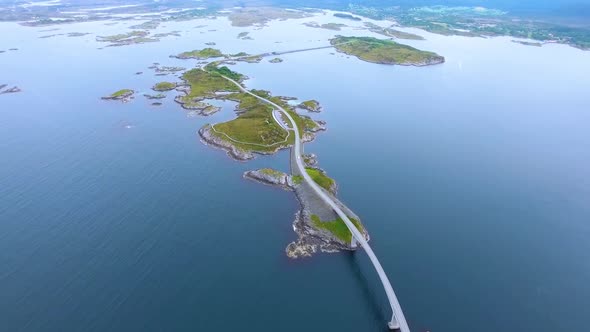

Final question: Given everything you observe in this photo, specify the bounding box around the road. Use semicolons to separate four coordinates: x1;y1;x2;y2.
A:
219;75;410;332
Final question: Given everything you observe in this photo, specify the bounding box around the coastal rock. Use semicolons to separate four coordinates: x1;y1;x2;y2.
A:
410;55;445;66
199;125;254;160
0;86;22;94
243;168;294;190
302;153;318;167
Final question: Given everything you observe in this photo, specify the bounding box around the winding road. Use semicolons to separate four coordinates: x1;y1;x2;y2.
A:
218;74;410;332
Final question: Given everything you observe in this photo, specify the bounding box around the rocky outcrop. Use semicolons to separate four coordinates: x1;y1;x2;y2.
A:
175;95;221;115
144;93;166;100
199;125;254;161
0;86;21;95
302;153;318;167
409;55;445;66
243;169;294;190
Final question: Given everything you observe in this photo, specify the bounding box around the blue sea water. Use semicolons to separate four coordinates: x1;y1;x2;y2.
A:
0;14;589;332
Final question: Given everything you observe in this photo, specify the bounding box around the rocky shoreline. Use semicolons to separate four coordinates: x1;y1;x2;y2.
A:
199;125;255;160
199;125;294;161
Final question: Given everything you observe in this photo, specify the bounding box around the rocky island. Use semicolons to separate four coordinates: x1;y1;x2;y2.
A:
101;89;134;102
244;162;366;258
96;31;158;47
152;81;177;91
304;22;348;31
331;36;444;66
173;47;224;60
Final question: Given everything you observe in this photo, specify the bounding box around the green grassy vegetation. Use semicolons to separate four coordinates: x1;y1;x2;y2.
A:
180;65;308;154
212;91;292;152
330;36;443;65
111;89;133;97
175;47;224;59
260;168;283;177
180;68;239;101
305;168;335;193
269;57;283;63
303;118;320;131
205;65;245;82
292;175;303;185
311;215;363;243
153;82;176;91
231;52;249;57
299;99;321;111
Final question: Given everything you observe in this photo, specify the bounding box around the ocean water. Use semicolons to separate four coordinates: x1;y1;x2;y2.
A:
0;12;589;332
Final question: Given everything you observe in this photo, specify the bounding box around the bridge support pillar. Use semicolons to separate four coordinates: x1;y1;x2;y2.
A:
388;314;400;330
351;234;357;249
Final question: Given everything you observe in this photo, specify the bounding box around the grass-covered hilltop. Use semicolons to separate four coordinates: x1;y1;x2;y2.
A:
331;36;444;66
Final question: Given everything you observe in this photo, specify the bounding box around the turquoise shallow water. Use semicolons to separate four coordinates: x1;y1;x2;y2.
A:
0;15;589;332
